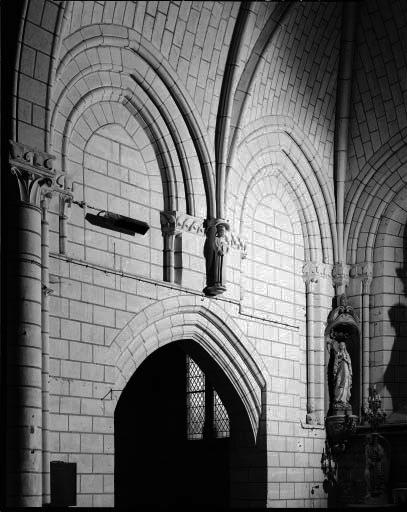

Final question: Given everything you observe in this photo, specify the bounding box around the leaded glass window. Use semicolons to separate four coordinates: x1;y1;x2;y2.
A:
213;389;230;438
186;355;230;440
186;356;205;439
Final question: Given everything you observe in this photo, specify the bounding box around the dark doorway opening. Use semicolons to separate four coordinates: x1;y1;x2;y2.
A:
115;342;233;508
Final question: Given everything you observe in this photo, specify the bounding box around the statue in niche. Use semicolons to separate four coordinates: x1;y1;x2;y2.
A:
326;294;359;416
203;221;228;296
333;340;353;407
327;327;353;414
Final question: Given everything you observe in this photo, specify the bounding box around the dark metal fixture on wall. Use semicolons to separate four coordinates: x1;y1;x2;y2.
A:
85;211;149;236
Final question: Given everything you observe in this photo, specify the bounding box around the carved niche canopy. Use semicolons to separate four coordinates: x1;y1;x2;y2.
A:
325;294;360;342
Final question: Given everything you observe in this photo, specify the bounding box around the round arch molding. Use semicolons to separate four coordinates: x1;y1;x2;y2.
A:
107;295;267;442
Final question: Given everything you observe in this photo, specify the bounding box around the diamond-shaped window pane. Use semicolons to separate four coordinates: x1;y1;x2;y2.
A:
186;357;205;439
186;356;230;440
213;390;230;438
187;390;205;439
187;357;205;392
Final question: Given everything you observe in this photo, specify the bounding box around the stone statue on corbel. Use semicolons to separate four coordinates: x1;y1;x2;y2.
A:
203;219;229;296
325;294;360;451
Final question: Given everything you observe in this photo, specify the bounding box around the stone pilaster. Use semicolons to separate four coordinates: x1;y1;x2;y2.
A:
160;211;182;283
302;262;322;425
350;262;373;413
56;174;73;255
40;192;53;505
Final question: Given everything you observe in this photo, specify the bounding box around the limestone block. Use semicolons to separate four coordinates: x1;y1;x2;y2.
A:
70;342;92;363
93;454;114;473
60;432;80;452
81;474;103;493
68;453;92;473
81;433;103;453
94;494;114;507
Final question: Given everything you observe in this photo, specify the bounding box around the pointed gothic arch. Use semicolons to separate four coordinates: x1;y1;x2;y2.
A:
107;294;267;442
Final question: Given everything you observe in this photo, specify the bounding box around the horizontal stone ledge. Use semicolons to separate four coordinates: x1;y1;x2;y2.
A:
50;252;241;305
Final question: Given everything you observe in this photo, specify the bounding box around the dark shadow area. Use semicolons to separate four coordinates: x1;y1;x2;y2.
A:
1;2;27;507
385;222;407;418
114;341;266;508
180;341;267;508
384;304;407;416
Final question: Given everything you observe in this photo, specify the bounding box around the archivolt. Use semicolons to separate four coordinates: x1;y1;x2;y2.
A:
50;23;215;217
50;54;197;214
345;129;407;265
240;167;309;260
228;120;335;264
106;295;267;442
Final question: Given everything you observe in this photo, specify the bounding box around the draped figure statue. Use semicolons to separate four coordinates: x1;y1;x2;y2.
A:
333;341;353;406
203;221;228;296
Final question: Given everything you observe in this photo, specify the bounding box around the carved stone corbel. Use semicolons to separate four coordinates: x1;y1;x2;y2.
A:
332;263;350;291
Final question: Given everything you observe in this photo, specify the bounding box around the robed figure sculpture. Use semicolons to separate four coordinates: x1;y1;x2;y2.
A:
203;220;228;296
333;340;353;407
325;294;360;416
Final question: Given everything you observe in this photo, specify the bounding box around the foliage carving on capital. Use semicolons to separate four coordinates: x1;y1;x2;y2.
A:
160;211;205;236
10;166;54;207
302;261;332;287
160;211;246;257
9;140;56;207
349;262;373;292
332;263;350;288
224;230;247;257
160;210;178;236
176;213;205;235
302;261;319;285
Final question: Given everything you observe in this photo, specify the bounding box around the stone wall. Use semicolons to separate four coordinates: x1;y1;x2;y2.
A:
46;108;328;506
6;0;407;508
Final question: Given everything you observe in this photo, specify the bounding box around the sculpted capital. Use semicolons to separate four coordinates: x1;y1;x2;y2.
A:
302;261;319;286
349;262;373;293
302;261;332;288
332;263;350;288
9;140;56;207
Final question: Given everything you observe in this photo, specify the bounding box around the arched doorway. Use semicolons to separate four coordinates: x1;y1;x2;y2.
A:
115;340;265;507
